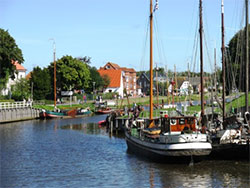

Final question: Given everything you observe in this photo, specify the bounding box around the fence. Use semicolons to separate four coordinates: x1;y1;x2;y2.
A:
0;101;32;110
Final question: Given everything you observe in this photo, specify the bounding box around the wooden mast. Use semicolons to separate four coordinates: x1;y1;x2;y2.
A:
221;0;226;121
53;41;56;108
149;0;154;124
199;0;204;122
246;0;249;112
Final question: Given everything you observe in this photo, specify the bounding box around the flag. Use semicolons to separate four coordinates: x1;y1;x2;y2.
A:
154;0;159;12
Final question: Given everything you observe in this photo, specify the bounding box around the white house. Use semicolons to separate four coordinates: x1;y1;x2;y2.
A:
1;61;26;96
179;81;193;95
168;80;193;96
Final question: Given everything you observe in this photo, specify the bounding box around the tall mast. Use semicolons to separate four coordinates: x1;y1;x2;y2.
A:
49;39;57;108
212;46;217;116
188;62;191;104
165;65;169;104
221;0;226;121
246;0;249;112
199;0;204;121
149;0;154;122
156;63;159;107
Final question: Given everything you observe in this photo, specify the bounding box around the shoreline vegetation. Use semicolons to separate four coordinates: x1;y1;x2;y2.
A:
28;92;250;118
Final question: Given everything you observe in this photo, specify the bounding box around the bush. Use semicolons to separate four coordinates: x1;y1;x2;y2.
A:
102;92;118;100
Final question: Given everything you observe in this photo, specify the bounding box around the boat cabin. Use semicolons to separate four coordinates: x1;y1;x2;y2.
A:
161;116;197;133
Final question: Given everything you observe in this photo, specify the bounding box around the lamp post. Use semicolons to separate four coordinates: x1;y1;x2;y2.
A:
93;82;96;101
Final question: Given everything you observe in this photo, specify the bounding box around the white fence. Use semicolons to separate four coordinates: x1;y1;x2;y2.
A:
0;101;32;110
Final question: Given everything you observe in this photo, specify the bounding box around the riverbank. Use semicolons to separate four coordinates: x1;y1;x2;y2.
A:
0;107;40;123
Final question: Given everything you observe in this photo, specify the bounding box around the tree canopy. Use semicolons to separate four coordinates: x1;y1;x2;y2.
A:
85;66;104;93
0;29;24;91
30;66;51;100
102;74;110;89
48;55;91;91
227;24;250;92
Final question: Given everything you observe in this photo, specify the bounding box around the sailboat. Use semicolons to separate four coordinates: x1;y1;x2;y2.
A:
125;0;212;163
208;0;250;160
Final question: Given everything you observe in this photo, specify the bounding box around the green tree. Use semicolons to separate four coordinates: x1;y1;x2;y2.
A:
30;66;51;100
227;25;250;92
0;29;24;91
102;74;110;89
85;66;104;93
11;78;30;101
48;55;91;92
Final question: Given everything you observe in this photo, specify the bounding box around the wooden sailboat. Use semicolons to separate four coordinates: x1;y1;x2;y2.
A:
125;0;212;163
208;0;250;160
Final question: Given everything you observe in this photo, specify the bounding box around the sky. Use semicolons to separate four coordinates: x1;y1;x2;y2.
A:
0;0;247;73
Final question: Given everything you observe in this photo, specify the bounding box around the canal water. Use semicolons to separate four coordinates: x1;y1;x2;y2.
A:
1;115;249;188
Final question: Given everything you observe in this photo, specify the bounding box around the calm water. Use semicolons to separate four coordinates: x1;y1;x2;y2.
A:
1;115;250;188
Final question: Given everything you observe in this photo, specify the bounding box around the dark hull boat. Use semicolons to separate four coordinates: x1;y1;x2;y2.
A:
208;115;250;160
125;116;212;163
125;132;211;163
124;0;212;163
209;142;250;160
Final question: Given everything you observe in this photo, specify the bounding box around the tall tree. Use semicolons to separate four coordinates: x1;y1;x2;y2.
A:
227;25;250;92
102;74;110;89
48;55;90;92
30;66;51;100
0;29;24;91
85;66;104;93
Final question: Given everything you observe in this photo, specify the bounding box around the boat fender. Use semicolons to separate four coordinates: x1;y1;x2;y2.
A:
125;119;129;129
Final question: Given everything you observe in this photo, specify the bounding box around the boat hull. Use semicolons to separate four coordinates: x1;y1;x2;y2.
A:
209;143;250;160
95;109;112;114
125;131;212;163
46;111;65;118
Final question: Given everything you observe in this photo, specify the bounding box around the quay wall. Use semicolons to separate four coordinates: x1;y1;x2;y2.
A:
0;108;40;123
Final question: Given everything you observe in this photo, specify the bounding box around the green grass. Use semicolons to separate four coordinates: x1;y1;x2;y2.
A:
226;93;250;112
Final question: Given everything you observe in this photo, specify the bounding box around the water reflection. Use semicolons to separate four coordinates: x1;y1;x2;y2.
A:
1;116;250;188
61;123;106;135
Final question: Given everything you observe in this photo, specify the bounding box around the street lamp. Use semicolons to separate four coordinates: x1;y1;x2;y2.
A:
93;82;96;101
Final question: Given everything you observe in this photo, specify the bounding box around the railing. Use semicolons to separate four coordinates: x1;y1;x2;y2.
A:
0;101;32;110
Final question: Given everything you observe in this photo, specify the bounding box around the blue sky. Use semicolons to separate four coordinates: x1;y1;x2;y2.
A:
0;0;246;73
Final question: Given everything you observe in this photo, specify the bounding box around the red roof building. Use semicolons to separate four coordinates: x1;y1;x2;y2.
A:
98;62;137;97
